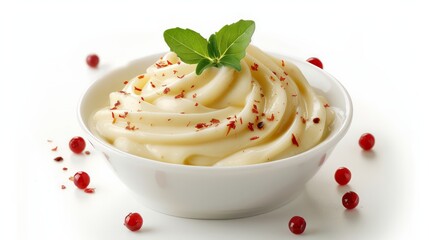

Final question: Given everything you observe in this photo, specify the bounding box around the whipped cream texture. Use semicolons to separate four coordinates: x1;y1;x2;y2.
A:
93;45;334;166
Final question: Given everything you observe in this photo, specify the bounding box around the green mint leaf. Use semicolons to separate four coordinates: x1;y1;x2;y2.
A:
215;20;255;62
163;20;255;75
196;59;215;75
208;34;220;60
163;28;210;64
219;55;241;71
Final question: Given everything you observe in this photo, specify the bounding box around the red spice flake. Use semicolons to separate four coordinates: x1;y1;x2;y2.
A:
51;146;58;151
167;118;171;121
248;122;254;131
267;113;275;121
252;104;259;114
279;76;286;81
257;121;264;129
195;123;208;129
54;156;63;162
272;71;277;76
177;61;181;65
191;85;195;88
324;103;330;108
226;121;236;136
251;62;259;71
210;118;220;124
261;113;266;117
110;100;121;110
283;71;289;76
123;80;129;84
167;60;173;65
140;97;145;101
301;116;307;124
194;102;199;106
177;74;185;79
291;134;300;147
125;122;137;131
84;151;91;155
313;117;321;124
84;188;95;194
62;167;68;171
138;75;145;79
250;136;259;141
281;60;285;67
162;73;165;77
239;117;243;125
150;82;156;88
192;93;197;98
173;70;178;74
118;112;129;119
163;87;171;94
134;86;142;92
155;62;168;68
270;76;275;81
175;90;185;99
291;94;297;97
118;90;129;95
61;185;66;190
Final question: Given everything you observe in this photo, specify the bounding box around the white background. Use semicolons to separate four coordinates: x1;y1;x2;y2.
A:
2;0;427;239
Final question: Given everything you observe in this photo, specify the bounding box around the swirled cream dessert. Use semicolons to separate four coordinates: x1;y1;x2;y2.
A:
92;45;335;166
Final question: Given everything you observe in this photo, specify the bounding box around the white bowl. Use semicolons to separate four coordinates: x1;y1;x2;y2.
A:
78;53;352;219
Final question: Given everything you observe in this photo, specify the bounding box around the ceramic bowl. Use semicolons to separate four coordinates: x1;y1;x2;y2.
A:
78;53;352;219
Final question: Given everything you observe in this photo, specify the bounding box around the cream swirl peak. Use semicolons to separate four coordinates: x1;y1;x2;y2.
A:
92;45;334;166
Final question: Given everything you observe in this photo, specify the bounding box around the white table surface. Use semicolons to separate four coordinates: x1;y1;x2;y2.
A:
2;0;427;239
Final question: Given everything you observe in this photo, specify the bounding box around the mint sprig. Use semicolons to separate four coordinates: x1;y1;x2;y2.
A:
163;20;255;75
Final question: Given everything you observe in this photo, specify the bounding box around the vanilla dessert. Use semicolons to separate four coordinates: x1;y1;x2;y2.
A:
92;45;334;166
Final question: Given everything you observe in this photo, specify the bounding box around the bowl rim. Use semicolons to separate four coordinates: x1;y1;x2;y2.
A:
77;52;353;171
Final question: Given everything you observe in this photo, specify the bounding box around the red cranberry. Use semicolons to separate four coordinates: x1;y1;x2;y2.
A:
335;167;352;185
288;216;306;235
306;57;323;69
342;191;359;209
73;171;90;189
124;212;143;231
69;136;86;154
359;133;375;151
86;54;99;68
